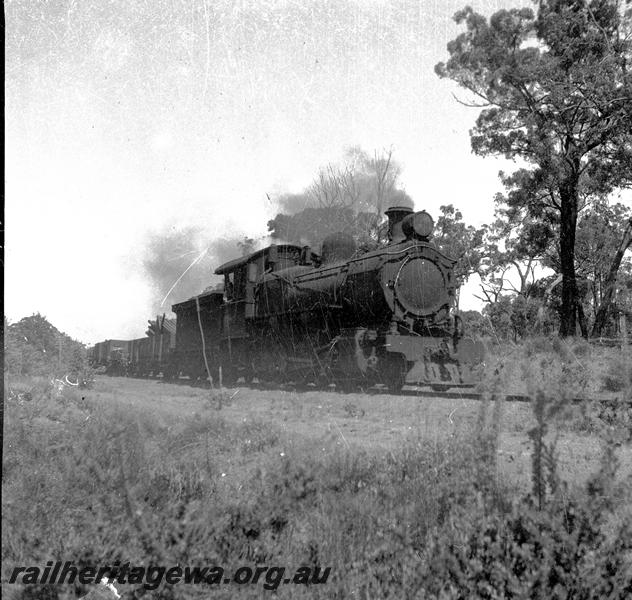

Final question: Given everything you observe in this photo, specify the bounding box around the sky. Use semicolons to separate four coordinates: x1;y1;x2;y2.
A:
7;0;623;344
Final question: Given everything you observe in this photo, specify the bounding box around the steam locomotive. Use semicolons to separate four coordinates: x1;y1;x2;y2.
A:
89;206;485;392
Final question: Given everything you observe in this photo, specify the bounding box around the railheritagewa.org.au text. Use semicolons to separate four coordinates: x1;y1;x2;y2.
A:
8;561;332;591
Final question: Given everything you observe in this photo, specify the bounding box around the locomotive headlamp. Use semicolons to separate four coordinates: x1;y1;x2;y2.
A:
402;210;434;241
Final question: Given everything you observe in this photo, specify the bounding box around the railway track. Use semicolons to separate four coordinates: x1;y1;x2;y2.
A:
399;387;614;405
402;388;531;402
268;383;628;410
149;375;621;406
228;379;606;404
101;372;626;407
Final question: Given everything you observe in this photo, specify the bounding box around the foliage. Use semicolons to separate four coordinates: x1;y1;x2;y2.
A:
459;310;493;338
4;314;91;382
436;0;632;336
433;204;486;286
575;202;632;333
576;203;631;286
4;370;632;599
423;491;632;599
478;210;553;303
602;353;632;392
483;294;546;340
521;335;592;402
592;396;632;444
268;147;412;250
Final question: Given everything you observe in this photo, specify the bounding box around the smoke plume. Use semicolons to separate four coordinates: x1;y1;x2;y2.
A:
142;227;272;316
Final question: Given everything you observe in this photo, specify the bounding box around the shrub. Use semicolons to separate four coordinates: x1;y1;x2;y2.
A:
422;495;632;600
4;377;632;599
602;355;632;393
4;315;91;383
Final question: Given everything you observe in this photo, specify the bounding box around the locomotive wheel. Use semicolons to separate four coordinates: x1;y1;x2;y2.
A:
163;364;178;380
219;364;237;387
382;354;407;394
315;374;332;390
384;374;405;394
337;379;357;394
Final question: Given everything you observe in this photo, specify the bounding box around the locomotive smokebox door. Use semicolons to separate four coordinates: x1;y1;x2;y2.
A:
394;257;447;317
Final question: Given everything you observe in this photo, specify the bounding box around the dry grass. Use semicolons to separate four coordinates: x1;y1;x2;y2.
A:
79;374;632;494
3;343;632;599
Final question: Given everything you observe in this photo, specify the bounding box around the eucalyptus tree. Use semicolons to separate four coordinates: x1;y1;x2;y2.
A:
436;0;632;336
433;204;486;290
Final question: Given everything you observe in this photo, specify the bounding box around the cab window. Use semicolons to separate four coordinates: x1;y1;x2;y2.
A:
224;273;235;300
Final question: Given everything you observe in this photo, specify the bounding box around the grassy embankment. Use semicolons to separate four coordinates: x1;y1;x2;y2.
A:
3;338;632;599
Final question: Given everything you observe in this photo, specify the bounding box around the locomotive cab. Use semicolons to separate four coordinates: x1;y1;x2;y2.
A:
213;244;312;382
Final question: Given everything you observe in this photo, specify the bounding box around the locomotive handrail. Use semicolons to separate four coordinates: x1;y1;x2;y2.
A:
377;243;456;264
266;270;299;288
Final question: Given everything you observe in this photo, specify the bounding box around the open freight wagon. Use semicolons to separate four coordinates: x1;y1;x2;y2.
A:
171;290;224;380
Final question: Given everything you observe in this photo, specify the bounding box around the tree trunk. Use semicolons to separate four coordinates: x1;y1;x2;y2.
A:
558;179;579;337
577;301;588;339
591;280;599;320
591;218;632;338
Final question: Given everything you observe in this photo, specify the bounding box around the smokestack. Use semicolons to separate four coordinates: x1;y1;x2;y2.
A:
384;206;414;242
